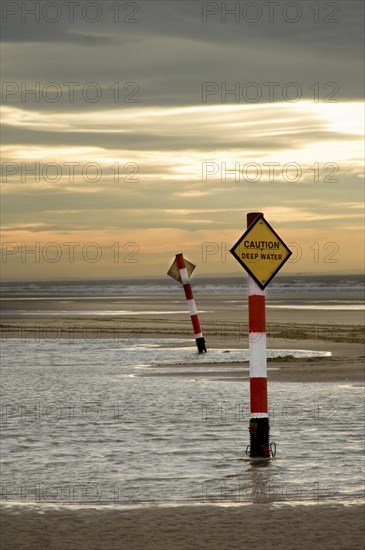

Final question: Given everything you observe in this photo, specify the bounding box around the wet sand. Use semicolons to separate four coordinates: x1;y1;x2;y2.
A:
1;503;364;550
1;293;364;383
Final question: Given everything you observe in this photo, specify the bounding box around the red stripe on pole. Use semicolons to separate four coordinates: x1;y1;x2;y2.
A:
184;284;194;301
247;212;263;226
176;253;185;270
191;314;202;334
248;295;266;333
250;378;268;414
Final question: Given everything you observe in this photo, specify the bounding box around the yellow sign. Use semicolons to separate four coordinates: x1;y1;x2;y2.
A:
167;257;196;284
230;215;292;289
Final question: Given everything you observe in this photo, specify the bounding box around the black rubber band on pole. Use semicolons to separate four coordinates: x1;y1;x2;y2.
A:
196;337;207;353
249;417;270;458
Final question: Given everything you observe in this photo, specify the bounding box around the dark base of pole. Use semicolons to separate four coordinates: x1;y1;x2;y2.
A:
196;337;207;353
249;417;270;458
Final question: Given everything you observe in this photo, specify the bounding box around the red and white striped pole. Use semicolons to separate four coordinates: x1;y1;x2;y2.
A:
176;253;207;353
247;212;271;458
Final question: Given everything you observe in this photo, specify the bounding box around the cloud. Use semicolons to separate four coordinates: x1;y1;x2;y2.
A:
1;1;364;278
2;102;363;156
1;1;363;110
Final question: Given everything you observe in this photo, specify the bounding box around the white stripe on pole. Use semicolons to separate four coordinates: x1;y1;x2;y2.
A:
249;332;267;378
248;277;266;296
179;268;189;284
187;299;198;316
251;412;269;419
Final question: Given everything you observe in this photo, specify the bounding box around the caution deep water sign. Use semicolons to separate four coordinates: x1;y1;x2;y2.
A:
230;214;292;289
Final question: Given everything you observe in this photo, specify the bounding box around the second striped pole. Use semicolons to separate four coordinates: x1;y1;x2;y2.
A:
176;253;207;353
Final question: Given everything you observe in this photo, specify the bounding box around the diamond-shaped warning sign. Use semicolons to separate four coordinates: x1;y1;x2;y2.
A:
167;257;196;284
230;215;292;290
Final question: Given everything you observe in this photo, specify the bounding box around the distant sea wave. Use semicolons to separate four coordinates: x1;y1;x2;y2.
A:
1;275;364;297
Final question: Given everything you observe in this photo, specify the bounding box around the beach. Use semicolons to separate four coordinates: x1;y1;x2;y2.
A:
1;277;364;549
2;0;364;545
1;503;364;550
2;287;364;383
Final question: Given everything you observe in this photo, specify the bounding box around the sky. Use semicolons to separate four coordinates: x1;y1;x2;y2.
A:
1;0;364;280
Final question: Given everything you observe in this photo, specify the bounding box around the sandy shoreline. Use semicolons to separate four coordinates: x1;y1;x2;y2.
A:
1;503;364;550
139;358;365;383
1;292;364;383
1;324;364;382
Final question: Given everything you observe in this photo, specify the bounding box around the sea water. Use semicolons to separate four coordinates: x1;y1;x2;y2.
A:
0;336;363;508
1;275;364;508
